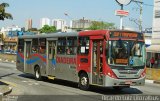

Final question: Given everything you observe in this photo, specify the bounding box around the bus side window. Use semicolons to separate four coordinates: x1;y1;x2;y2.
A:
57;37;66;54
78;37;89;54
100;41;103;72
18;39;24;53
32;38;38;53
39;38;46;54
66;37;77;55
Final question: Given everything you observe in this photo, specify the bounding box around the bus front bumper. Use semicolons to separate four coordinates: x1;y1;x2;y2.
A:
104;75;145;87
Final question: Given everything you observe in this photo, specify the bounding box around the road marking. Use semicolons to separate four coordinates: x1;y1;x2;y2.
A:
34;83;39;85
48;76;55;80
22;80;39;86
0;80;17;87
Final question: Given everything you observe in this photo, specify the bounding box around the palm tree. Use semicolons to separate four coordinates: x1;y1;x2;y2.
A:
0;3;13;20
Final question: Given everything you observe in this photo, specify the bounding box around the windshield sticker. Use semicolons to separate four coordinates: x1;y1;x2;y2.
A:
130;59;134;65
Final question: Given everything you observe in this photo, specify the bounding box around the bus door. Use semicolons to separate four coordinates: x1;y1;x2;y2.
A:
46;39;57;76
77;37;90;78
91;37;103;85
24;40;32;73
17;39;24;72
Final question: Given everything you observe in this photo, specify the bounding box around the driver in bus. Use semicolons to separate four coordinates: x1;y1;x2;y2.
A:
131;39;140;56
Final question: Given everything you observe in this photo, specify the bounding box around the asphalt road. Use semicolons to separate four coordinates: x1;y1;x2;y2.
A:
0;62;160;101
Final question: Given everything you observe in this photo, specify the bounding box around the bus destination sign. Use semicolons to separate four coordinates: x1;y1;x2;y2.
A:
110;32;143;39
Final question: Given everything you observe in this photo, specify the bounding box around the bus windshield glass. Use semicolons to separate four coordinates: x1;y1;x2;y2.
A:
107;40;145;67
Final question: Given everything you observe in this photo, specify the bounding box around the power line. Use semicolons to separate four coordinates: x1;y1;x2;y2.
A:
142;2;160;7
133;0;159;7
143;3;154;7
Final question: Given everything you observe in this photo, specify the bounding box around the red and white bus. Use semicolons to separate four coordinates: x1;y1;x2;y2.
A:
16;30;146;90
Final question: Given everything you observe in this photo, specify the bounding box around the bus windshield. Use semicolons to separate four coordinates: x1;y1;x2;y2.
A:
107;40;145;67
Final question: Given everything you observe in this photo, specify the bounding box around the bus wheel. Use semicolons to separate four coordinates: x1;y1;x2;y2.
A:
34;66;41;81
79;73;89;90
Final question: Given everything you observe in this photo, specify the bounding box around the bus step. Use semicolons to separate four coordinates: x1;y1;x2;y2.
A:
48;76;55;80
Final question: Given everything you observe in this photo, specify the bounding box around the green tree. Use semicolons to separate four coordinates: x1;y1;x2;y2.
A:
88;21;115;30
0;3;13;20
39;25;56;33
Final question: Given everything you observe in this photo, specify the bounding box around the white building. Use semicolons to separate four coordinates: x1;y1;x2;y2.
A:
0;25;24;54
26;19;32;31
40;18;50;28
1;25;23;37
147;0;160;52
51;19;67;32
70;19;92;29
152;0;160;45
146;0;160;67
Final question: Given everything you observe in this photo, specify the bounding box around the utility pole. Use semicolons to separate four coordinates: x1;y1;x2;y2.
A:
120;4;124;30
139;0;143;32
82;17;85;30
132;0;143;32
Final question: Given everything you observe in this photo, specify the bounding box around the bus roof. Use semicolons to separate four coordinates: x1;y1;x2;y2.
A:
79;30;108;36
18;32;78;39
18;30;142;39
79;30;141;36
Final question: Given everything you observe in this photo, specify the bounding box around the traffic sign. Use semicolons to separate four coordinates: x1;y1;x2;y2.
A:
115;10;129;16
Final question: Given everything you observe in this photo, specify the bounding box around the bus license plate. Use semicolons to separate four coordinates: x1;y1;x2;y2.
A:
125;81;132;84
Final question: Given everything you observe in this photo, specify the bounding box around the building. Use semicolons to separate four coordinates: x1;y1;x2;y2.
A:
3;37;18;54
144;31;152;67
26;19;32;31
51;19;67;32
1;26;24;38
40;18;50;28
146;0;160;67
0;26;24;54
70;18;92;29
152;0;160;45
144;33;152;47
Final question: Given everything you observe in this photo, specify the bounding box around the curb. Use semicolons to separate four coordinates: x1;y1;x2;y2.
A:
145;79;160;84
0;86;12;101
153;80;160;84
145;79;154;83
0;81;12;96
2;86;12;96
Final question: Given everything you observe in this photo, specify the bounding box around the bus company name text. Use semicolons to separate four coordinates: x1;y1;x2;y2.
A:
113;32;138;38
56;56;76;64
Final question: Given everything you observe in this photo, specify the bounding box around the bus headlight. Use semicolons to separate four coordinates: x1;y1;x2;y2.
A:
107;68;117;79
140;68;146;78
